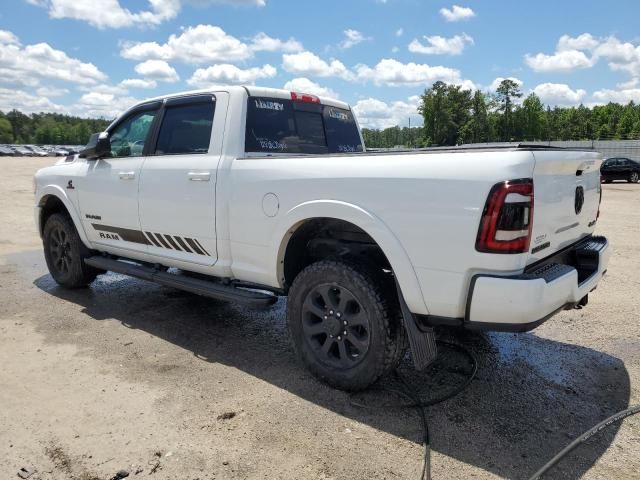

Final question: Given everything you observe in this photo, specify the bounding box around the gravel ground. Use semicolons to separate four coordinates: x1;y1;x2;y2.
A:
0;156;638;480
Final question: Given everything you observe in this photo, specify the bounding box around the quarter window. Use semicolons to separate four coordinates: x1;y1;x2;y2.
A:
154;101;215;155
109;109;158;158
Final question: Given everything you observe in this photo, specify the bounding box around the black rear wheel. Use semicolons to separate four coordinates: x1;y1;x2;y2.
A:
43;213;101;288
629;172;639;183
287;260;407;391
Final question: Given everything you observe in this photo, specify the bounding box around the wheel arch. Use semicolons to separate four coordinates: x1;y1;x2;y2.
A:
36;186;90;247
273;200;429;315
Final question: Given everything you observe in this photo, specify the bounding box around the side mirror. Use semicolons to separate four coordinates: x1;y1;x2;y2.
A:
80;132;110;160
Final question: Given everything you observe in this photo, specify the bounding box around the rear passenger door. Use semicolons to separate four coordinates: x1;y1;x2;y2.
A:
138;93;227;266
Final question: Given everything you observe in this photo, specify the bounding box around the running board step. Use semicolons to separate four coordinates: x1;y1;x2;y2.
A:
85;256;278;307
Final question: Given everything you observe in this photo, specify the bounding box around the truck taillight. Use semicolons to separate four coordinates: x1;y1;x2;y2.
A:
476;179;534;254
290;91;320;104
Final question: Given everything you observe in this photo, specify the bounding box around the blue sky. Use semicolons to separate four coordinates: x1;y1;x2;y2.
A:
1;0;639;128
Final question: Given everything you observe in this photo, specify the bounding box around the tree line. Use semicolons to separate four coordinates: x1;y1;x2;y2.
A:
0;110;111;145
363;80;640;148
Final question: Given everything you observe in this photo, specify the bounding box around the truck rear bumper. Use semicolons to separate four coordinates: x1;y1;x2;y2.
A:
465;235;610;332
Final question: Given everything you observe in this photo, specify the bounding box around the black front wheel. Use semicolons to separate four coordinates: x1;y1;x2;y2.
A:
287;260;407;391
43;213;101;288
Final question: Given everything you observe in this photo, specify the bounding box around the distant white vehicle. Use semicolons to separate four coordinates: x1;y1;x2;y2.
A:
33;86;610;390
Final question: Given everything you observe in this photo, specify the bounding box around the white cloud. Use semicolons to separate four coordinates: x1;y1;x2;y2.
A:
27;0;265;29
119;78;158;89
408;33;473;55
354;58;468;87
340;29;368;49
283;77;338;98
36;86;69;97
282;51;353;80
532;83;586;106
120;25;302;65
249;32;303;53
0;87;62;113
525;49;594;73
487;77;523;91
74;91;140;118
0;30;20;45
80;83;129;95
592;87;640;104
134;60;179;82
395;28;403;37
439;5;475;22
187;64;276;86
352;95;423;129
0;31;107;87
557;33;599;52
30;0;181;29
121;25;252;64
525;33;640;76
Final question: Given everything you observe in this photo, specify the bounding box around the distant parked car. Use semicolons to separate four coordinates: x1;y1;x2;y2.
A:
601;157;640;183
13;146;32;156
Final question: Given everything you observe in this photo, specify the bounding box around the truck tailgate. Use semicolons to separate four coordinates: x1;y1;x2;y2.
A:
528;149;602;264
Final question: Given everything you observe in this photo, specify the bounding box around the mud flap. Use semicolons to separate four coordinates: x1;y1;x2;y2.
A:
395;279;438;370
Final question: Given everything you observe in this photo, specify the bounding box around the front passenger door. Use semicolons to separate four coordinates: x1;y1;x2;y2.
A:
77;103;160;254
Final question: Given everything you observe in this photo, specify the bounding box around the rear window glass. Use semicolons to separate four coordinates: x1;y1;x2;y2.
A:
155;102;215;155
245;97;363;155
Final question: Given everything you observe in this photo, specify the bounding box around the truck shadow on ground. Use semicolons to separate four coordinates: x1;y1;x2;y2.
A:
34;270;631;480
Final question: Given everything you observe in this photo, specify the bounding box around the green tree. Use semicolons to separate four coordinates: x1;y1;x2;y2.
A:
495;79;523;141
418;81;472;146
520;93;545;140
0;117;13;142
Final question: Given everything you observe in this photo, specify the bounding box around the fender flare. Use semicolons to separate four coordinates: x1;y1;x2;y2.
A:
272;199;429;315
36;185;92;248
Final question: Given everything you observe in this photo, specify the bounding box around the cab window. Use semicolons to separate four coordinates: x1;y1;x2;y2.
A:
154;101;215;155
109;109;158;158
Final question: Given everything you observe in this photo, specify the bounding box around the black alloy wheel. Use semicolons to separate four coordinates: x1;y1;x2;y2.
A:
287;260;408;391
301;283;371;369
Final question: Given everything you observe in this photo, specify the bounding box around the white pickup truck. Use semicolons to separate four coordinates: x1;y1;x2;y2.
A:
34;86;610;390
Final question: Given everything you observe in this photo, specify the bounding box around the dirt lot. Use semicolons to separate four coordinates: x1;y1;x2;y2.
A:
1;156;638;480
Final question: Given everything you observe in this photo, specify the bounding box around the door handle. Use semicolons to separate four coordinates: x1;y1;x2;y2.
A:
119;171;135;180
188;172;211;182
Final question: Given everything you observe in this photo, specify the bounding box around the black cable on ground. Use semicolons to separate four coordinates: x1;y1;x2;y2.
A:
351;339;639;480
527;404;640;480
350;340;479;480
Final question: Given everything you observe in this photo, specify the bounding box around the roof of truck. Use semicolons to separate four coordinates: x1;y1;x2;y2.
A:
142;85;350;110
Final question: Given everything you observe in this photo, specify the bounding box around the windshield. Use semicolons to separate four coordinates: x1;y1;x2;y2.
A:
245;97;363;155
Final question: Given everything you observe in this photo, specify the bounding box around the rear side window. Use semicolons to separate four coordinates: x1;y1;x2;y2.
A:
245;97;363;155
155;101;215;155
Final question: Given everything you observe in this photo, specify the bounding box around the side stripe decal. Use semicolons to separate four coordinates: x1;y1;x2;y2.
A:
154;232;172;249
174;236;193;253
193;238;211;256
185;238;206;255
164;234;181;251
91;224;151;245
91;223;212;257
145;232;162;248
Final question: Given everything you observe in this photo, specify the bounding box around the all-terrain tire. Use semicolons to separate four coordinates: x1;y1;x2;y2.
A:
43;213;101;288
287;260;408;391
